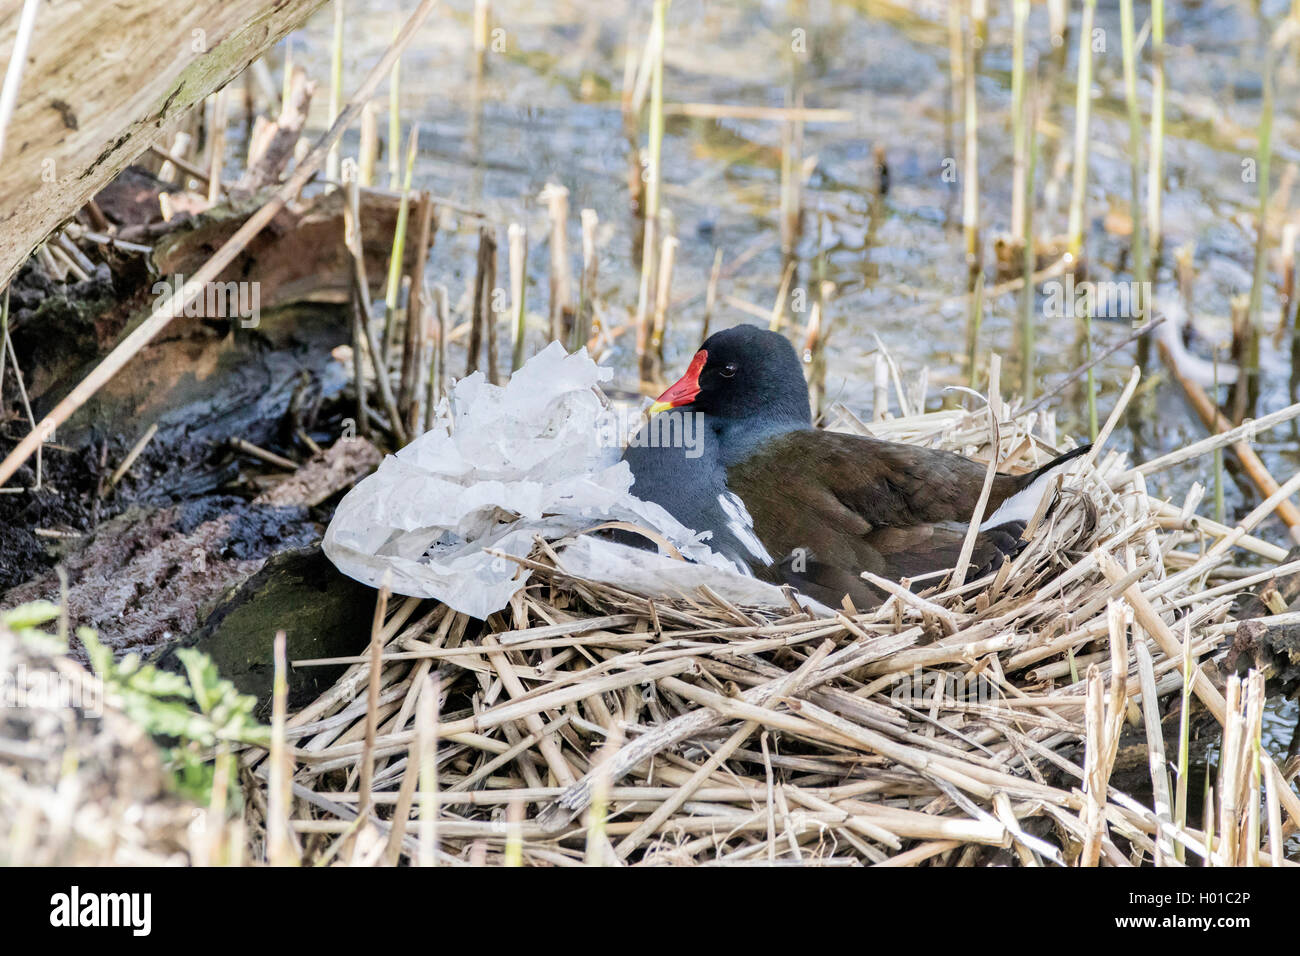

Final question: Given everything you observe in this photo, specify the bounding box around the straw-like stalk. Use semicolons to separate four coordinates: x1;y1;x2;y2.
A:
503;798;524;866
267;630;296;866
416;674;439;866
509;224;528;371
1174;622;1193;863
388;11;402;190
1084;306;1098;440
326;0;345;189
1066;0;1097;265
1246;26;1292;397
1019;71;1039;400
344;174;406;444
358;101;378;186
961;0;980;284
355;585;388;846
0;0;40;165
969;0;988;49
1;289;43;489
542;184;572;346
382;123;421;364
651;235;679;365
1281;222;1297;337
702;247;723;341
779;92;805;265
473;0;490;55
398;191;435;433
425;284;447;431
1214;354;1226;523
1009;0;1028;239
207;88;228;205
1134;641;1174;862
468;225;498;380
1230;293;1253;424
769;260;796;333
1146;0;1165;263
1203;770;1216;864
1246;673;1264;867
965;269;984;389
1046;0;1066;48
635;0;667;382
574;208;599;352
1119;0;1149;356
1217;676;1242;865
1081;664;1106;866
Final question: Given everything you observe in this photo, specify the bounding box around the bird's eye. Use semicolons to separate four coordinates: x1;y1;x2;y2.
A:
719;362;738;378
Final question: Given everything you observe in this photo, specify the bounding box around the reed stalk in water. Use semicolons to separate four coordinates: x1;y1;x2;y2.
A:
388;10;402;190
965;268;984;389
651;235;679;366
426;283;447;431
1010;0;1028;239
636;0;667;383
359;101;377;186
509;223;528;371
574;208;599;352
1019;68;1038;400
1146;0;1165;264
1066;0;1096;265
468;225;498;381
1119;0;1149;361
326;0;345;189
383;124;420;364
702;247;723;341
946;0;963;182
961;0;980;286
779;91;805;269
542;184;572;346
1246;24;1297;402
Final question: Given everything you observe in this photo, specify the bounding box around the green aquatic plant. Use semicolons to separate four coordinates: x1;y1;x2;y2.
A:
2;601;271;805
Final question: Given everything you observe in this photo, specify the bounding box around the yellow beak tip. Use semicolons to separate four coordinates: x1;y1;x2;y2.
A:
648;401;673;415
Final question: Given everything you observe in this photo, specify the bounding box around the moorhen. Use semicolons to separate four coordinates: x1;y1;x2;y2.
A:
622;324;1090;608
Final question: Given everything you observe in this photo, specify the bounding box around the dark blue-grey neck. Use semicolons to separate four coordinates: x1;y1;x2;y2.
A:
712;411;810;468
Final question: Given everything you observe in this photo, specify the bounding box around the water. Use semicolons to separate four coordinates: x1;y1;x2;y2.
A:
285;0;1298;757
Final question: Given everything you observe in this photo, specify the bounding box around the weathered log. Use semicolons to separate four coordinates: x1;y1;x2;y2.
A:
0;0;329;287
152;187;434;311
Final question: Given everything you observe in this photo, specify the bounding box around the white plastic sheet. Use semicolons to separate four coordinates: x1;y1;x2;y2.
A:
323;343;806;619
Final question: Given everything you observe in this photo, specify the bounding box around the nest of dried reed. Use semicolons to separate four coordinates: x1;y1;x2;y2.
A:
235;370;1300;867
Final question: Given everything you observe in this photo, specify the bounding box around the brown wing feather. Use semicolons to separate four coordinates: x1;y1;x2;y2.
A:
736;431;1026;526
726;431;1031;605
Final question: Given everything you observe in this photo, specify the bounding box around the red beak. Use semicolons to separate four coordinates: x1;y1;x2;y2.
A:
649;349;706;414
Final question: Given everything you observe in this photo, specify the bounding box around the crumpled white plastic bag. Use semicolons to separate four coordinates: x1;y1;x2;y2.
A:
323;343;806;619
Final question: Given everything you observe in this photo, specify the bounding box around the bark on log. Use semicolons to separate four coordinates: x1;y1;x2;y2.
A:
0;0;329;287
151;187;431;311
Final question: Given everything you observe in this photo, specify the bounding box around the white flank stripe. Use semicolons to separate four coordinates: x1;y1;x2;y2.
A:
717;492;774;565
979;457;1080;531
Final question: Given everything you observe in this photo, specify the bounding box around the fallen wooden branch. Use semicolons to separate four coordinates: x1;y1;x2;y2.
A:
1157;336;1300;544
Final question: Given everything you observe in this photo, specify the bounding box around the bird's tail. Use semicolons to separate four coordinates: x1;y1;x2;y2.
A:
978;443;1091;531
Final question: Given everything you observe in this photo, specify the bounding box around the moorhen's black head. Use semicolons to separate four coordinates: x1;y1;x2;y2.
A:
649;324;811;427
